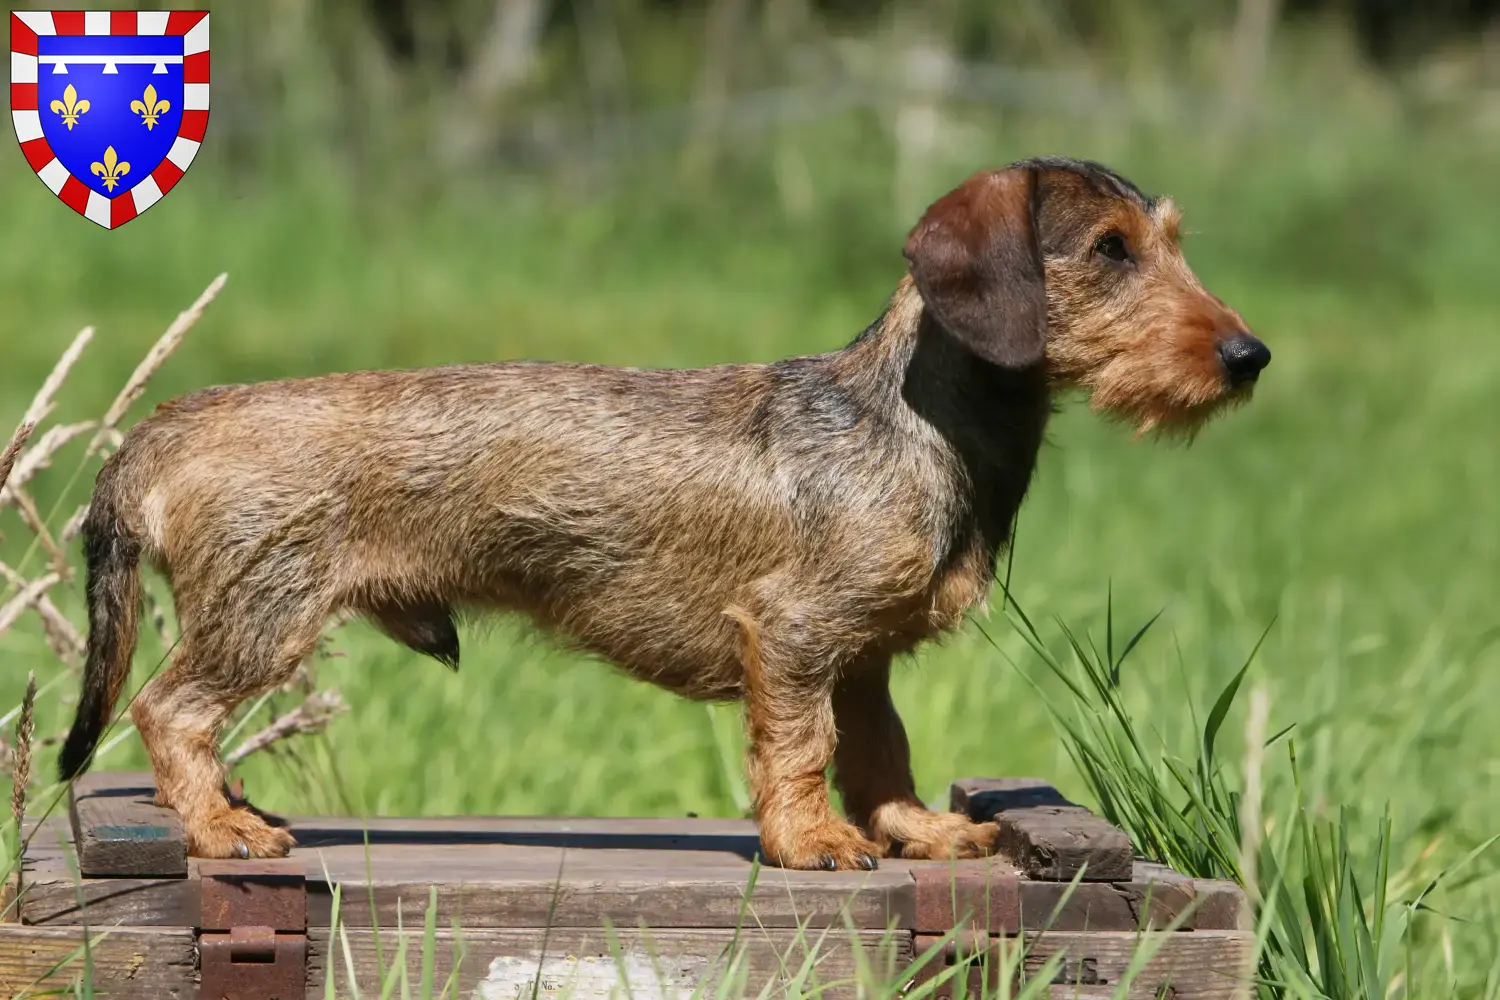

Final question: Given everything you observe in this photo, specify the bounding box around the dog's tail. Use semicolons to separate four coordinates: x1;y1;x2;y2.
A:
58;460;144;782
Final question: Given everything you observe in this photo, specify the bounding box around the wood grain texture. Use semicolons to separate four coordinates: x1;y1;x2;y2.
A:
949;778;1134;882
67;771;187;878
1191;879;1252;931
19;822;197;926
1022;930;1255;999
20;854;912;932
22;800;1229;947
910;859;1021;933
292;815;916;929
22;814;915;930
1013;861;1196;932
0;925;196;998
302;861;914;930
308;925;913;1000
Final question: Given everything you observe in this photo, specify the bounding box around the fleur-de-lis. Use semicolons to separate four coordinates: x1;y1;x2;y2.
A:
130;84;170;130
49;84;90;130
90;146;130;192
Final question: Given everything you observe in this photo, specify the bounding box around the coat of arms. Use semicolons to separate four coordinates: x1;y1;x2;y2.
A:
10;10;209;229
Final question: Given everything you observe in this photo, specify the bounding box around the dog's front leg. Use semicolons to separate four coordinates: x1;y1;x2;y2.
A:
832;660;999;861
729;606;880;871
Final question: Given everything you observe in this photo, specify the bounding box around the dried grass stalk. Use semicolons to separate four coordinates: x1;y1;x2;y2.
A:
0;572;62;639
91;427;125;461
59;503;90;544
0;562;84;664
0;422;35;498
21;327;92;431
224;689;349;767
0;422;96;509
12;490;71;580
92;273;228;452
8;673;37;919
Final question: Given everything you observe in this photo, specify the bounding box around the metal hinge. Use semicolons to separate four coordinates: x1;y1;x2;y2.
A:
197;859;307;1000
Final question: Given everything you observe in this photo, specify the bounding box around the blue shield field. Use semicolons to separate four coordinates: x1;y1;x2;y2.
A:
10;11;209;228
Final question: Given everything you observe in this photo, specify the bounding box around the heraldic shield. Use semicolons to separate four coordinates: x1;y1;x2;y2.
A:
10;11;209;229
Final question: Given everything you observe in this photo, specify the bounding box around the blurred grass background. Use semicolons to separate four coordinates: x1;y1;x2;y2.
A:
3;0;1500;991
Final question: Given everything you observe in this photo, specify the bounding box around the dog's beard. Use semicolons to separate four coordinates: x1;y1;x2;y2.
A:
1125;385;1254;441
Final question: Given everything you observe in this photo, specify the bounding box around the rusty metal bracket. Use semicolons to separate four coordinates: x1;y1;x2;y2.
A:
197;859;307;1000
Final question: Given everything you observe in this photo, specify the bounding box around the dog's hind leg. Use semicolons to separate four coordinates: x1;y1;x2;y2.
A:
132;578;329;859
832;660;998;861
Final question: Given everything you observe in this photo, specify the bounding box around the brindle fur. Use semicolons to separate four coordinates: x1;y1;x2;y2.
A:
58;157;1267;869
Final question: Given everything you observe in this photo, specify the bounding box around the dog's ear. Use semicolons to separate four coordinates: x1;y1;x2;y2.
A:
903;167;1047;369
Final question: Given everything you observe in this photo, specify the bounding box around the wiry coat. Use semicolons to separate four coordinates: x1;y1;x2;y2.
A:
60;157;1266;868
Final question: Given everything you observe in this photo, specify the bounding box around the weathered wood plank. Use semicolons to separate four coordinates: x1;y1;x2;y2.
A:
289;813;763;851
19;821;198;927
24;811;917;930
18;871;197;927
911;860;1022;933
294;817;917;929
22;862;913;933
1022;930;1254;999
950;778;1134;882
67;771;187;878
24;786;1232;946
1192;879;1252;931
307;925;913;1000
0;925;196;998
22;843;915;931
305;864;916;931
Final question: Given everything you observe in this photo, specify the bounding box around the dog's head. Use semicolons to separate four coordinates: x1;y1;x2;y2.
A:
903;157;1268;435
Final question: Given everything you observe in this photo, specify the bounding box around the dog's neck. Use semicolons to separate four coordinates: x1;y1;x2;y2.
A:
836;276;1052;460
829;276;1052;564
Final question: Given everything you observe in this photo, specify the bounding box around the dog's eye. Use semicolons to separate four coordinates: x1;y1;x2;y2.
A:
1093;233;1132;263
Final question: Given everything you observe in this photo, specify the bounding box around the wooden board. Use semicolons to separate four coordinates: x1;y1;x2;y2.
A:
20;814;918;931
10;773;1258;1000
67;771;187;878
1019;875;1194;933
911;926;1254;1000
950;778;1135;882
0;925;197;999
310;925;913;1000
0;925;1252;1000
21;811;1245;939
1022;930;1255;999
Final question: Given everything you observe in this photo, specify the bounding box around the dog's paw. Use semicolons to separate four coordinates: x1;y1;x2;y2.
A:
764;821;881;871
878;809;999;861
188;806;297;859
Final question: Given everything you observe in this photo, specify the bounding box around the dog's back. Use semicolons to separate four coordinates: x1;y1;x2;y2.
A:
89;346;978;701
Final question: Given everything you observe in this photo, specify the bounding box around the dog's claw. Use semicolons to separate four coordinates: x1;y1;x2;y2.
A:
857;854;879;871
234;840;249;860
818;854;837;871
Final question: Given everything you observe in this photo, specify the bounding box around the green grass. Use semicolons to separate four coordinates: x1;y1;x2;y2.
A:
4;48;1500;996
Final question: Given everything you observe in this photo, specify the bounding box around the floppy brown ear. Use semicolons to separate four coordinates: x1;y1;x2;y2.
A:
902;167;1047;368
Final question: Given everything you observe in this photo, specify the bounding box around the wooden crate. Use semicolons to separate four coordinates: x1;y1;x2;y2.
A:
3;773;1253;999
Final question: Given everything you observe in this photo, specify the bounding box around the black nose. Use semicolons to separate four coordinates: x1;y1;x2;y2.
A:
1218;333;1271;385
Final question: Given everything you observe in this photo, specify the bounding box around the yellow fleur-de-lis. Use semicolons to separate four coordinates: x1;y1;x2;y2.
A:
90;146;130;192
49;84;90;130
130;84;170;130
